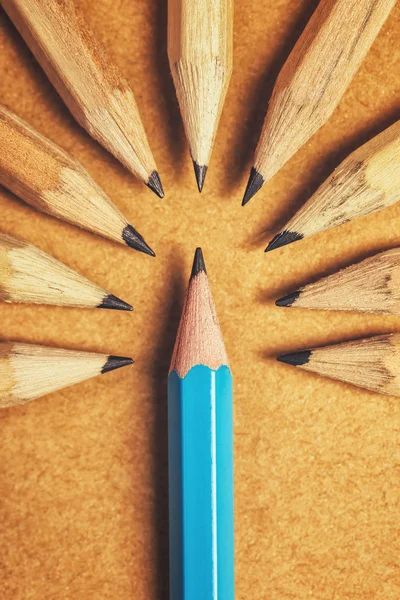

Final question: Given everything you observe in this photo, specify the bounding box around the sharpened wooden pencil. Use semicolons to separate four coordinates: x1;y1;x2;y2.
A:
277;333;400;397
266;119;400;252
0;341;133;408
168;248;234;599
0;105;154;256
2;0;164;197
276;249;400;314
168;0;233;191
242;0;395;205
0;233;132;310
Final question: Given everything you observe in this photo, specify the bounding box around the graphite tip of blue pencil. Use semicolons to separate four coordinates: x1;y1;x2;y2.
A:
191;247;207;280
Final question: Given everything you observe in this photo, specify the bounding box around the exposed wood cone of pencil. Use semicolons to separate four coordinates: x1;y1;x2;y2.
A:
1;0;164;198
242;0;396;205
0;342;133;409
276;249;400;314
266;119;400;252
277;334;400;397
0;105;154;256
168;0;233;191
0;233;132;310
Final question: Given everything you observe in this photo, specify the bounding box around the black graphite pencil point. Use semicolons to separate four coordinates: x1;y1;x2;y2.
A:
147;170;165;198
190;247;207;280
265;230;303;253
242;167;264;206
193;161;208;192
277;350;312;367
98;294;133;311
102;355;134;374
122;225;156;256
275;291;301;308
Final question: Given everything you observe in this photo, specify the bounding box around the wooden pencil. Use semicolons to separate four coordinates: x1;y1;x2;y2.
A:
242;0;395;205
0;105;154;256
2;0;164;197
277;333;400;397
266;119;400;252
0;341;133;408
168;0;233;191
168;248;234;598
276;249;400;314
0;232;132;310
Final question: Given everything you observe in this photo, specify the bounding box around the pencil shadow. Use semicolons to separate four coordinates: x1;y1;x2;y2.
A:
249;108;400;250
153;0;186;170
224;0;320;193
150;256;185;600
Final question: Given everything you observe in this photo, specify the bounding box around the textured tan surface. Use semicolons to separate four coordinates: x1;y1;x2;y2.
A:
0;1;399;598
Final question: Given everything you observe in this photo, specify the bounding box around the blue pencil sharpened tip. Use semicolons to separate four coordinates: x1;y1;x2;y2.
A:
191;247;207;279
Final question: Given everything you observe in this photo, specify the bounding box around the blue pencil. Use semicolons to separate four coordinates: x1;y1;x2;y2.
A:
168;248;234;600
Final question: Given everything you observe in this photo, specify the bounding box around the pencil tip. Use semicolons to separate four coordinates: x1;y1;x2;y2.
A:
265;230;303;253
190;247;207;280
98;294;133;311
275;291;301;308
147;170;165;198
193;161;208;192
122;225;156;256
102;355;134;374
277;350;311;366
242;167;264;205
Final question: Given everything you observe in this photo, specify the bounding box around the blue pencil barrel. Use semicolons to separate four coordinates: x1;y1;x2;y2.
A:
168;364;234;600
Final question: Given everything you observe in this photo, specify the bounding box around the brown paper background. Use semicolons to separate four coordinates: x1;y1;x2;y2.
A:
0;1;399;598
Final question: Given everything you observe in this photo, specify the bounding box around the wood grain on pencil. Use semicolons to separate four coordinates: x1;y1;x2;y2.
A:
0;342;133;408
169;248;228;377
278;333;400;397
1;0;163;197
276;249;400;314
243;0;395;205
0;105;154;255
0;233;132;310
168;0;233;191
266;119;400;252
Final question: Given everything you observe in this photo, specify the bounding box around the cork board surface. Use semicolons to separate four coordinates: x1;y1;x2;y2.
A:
0;1;399;598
